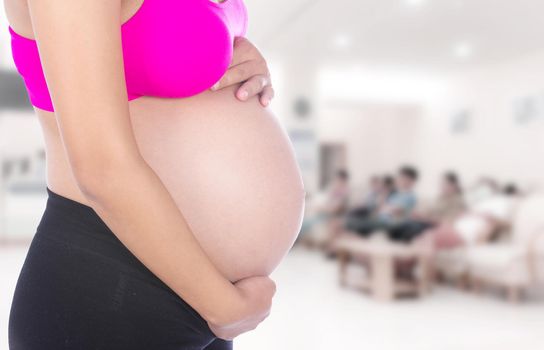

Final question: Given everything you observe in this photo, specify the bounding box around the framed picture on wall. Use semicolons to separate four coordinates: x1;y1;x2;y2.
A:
450;109;471;134
512;95;541;125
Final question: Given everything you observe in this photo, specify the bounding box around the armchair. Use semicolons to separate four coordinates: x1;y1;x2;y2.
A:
466;195;544;302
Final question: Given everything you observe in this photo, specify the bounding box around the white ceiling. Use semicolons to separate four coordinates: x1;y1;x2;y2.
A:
244;0;544;72
2;0;544;73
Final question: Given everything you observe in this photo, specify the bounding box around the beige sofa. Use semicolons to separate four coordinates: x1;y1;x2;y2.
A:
465;194;544;301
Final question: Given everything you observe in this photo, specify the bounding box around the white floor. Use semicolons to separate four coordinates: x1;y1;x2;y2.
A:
1;245;543;350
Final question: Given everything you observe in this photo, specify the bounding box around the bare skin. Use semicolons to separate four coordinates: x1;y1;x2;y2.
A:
213;35;275;107
5;0;304;340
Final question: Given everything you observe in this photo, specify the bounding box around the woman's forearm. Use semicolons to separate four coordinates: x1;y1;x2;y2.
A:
75;155;242;325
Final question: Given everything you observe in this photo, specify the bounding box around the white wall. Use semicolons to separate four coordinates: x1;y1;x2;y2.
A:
0;112;42;157
415;51;544;196
316;65;446;198
318;102;422;190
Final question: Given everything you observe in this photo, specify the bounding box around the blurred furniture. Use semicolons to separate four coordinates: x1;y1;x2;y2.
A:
434;247;470;287
333;232;434;301
466;194;544;302
0;70;33;110
433;196;518;288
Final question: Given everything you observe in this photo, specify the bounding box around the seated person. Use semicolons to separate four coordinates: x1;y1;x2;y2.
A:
348;174;396;218
390;171;466;243
358;175;382;215
503;182;520;196
414;171;467;224
420;184;520;249
345;166;419;237
463;176;500;208
299;169;350;237
380;176;397;205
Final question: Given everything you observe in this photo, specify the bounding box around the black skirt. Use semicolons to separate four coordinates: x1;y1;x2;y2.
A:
8;187;232;350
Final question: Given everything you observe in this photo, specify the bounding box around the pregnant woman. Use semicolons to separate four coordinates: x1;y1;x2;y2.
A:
6;0;305;349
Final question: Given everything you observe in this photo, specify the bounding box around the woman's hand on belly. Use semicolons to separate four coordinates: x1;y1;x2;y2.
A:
207;275;277;340
210;37;274;107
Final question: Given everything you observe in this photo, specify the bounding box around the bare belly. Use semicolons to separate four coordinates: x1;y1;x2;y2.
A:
126;85;305;281
40;85;305;282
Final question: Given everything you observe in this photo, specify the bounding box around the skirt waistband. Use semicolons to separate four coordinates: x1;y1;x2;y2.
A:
36;187;154;279
41;187;119;241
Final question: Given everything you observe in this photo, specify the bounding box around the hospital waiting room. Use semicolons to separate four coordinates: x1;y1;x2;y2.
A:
1;0;544;349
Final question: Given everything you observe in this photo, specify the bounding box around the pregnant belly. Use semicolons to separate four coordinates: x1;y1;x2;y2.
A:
128;85;306;282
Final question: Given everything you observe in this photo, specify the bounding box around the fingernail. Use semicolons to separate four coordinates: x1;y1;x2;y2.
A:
239;90;248;100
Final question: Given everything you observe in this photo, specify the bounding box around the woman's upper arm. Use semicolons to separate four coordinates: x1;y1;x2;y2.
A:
27;0;142;186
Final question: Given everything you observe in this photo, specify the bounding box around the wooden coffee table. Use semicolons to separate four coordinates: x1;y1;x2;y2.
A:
333;231;434;301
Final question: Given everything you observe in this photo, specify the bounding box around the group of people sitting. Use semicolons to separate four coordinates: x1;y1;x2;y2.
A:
300;166;521;253
345;166;423;242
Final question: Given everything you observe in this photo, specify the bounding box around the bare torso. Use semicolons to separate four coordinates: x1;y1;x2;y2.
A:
6;0;306;282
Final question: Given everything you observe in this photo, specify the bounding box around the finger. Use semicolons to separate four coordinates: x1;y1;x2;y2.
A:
264;277;277;294
259;85;275;107
211;59;265;91
236;74;271;101
259;313;269;323
218;334;235;342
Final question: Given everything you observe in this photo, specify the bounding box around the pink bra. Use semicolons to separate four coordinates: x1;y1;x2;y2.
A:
8;0;248;112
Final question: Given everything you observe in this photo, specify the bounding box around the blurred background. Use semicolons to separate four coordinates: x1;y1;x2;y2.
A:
1;0;544;349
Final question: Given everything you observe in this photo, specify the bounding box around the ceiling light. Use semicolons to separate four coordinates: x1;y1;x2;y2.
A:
332;34;352;50
405;0;426;6
453;42;473;59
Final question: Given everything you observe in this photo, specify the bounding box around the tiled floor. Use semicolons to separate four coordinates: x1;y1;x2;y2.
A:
1;245;543;350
